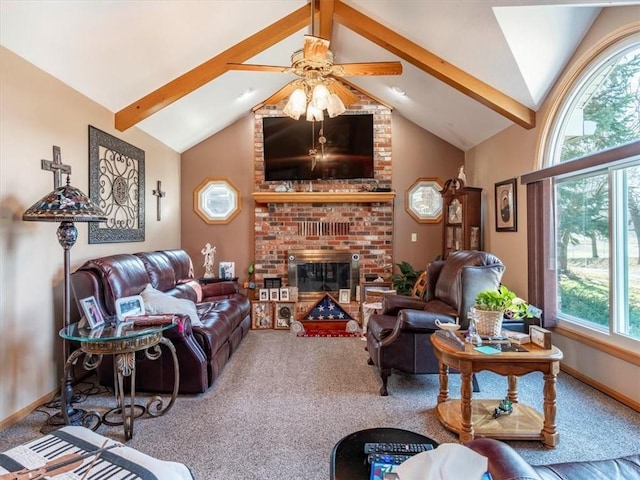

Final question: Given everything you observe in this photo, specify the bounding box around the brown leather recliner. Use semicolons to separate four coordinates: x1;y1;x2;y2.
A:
366;250;505;395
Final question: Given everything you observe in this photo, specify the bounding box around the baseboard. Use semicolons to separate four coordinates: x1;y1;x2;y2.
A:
0;389;58;432
561;364;640;413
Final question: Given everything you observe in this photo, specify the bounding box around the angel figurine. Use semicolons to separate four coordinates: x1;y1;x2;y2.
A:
201;243;216;278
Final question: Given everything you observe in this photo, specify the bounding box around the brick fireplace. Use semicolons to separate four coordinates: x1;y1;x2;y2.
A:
252;93;394;308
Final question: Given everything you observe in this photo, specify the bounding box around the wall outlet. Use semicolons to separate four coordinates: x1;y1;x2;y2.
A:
411;233;417;242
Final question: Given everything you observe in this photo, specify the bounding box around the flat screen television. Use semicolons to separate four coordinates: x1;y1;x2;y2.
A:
262;114;374;181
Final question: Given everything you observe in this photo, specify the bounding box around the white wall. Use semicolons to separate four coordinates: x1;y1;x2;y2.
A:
0;46;182;425
466;7;640;406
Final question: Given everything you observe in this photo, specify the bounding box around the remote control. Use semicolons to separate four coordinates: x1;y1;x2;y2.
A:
364;442;434;455
367;453;413;465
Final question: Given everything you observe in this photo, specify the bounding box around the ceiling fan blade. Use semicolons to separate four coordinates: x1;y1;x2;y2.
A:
328;81;359;106
227;63;290;73
303;35;330;61
337;61;403;76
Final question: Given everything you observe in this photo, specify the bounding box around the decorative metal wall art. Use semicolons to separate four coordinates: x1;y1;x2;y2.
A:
88;126;145;243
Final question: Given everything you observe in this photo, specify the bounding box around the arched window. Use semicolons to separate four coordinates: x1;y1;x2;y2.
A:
526;28;640;351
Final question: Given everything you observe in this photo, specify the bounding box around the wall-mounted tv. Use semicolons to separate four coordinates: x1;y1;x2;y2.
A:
262;114;374;181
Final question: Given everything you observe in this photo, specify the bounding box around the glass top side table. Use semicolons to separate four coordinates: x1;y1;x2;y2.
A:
59;321;180;440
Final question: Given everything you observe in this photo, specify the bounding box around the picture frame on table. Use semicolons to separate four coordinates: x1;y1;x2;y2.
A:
274;302;296;329
269;288;280;301
280;288;290;301
251;301;273;330
219;261;235;279
80;296;105;329
114;295;145;322
495;178;517;232
338;289;351;304
259;289;269;301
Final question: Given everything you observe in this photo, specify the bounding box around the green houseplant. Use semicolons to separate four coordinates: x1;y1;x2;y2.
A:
391;261;423;296
474;285;531;337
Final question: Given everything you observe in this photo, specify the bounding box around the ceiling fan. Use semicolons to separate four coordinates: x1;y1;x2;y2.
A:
226;4;402;121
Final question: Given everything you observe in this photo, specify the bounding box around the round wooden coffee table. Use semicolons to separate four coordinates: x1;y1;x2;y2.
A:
330;427;438;480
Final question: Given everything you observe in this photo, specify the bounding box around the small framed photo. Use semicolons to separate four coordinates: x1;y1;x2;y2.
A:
219;261;235;279
114;295;145;322
339;288;351;304
79;296;105;329
280;288;290;301
495;178;517;232
274;302;296;329
269;288;280;301
251;301;273;329
259;289;269;301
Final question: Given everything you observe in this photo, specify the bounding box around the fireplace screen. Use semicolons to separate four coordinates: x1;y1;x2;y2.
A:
288;250;359;301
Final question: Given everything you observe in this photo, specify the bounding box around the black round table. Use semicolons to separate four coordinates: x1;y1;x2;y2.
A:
330;427;438;480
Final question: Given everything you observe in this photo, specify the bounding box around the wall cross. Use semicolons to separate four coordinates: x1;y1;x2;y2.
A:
41;145;71;189
152;180;166;221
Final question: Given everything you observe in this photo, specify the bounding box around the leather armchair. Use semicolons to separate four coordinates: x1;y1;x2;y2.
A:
366;250;505;395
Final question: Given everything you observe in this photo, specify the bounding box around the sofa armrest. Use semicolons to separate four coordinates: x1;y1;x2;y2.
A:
465;438;543;480
201;281;239;300
397;309;445;332
381;295;427;315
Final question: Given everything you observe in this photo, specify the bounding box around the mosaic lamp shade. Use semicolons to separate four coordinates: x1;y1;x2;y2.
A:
22;177;106;224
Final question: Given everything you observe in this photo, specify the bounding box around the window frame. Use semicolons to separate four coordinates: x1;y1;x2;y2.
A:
524;25;640;355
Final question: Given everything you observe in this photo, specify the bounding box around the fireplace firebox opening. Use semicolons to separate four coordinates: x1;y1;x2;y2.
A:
288;249;359;301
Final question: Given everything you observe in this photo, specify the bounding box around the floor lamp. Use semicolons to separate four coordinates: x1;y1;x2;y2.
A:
23;174;106;426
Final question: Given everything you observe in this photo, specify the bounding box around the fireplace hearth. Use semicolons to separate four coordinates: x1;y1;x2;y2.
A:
288;249;359;301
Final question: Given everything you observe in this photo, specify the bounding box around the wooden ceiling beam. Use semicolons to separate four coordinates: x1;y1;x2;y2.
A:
114;4;311;131
317;0;335;40
332;0;535;129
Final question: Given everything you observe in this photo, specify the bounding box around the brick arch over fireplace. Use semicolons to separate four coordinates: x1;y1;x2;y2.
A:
252;92;394;290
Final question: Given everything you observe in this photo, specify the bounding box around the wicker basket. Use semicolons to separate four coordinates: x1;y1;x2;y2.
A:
474;309;503;337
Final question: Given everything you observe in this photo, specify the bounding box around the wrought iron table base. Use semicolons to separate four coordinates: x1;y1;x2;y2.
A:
61;334;179;440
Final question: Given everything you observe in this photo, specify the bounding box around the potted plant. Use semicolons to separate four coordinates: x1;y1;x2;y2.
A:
473;285;520;337
391;261;423;296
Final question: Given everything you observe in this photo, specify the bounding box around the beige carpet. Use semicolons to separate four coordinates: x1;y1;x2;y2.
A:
1;331;639;479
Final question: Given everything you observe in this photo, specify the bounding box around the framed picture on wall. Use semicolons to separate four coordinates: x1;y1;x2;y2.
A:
495;178;517;232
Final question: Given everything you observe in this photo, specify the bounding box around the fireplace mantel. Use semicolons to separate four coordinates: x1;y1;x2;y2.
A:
252;191;395;204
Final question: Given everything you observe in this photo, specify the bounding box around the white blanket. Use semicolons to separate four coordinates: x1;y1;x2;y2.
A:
0;426;193;480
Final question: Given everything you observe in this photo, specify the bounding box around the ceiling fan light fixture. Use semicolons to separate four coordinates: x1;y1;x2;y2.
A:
311;83;330;110
306;104;324;122
283;88;307;120
327;93;346;118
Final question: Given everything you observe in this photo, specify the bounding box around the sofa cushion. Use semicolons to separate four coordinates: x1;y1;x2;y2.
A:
140;284;202;326
136;251;177;292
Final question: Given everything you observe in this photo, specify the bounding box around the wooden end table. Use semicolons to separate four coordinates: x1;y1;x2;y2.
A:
430;332;563;447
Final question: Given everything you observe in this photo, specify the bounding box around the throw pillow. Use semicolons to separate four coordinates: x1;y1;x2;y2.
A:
140;284;202;327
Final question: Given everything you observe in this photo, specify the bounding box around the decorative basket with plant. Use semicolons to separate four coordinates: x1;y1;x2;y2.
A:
473;285;525;337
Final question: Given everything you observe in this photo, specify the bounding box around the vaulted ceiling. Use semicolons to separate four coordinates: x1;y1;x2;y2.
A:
2;1;636;153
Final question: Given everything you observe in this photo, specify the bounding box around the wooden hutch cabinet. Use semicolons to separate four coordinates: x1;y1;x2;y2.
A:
440;179;482;259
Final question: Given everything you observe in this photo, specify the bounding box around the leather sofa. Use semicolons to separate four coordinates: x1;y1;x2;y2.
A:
367;250;505;395
466;438;640;480
70;249;251;394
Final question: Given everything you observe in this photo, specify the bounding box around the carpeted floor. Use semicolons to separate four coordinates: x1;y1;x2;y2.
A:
1;330;639;479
